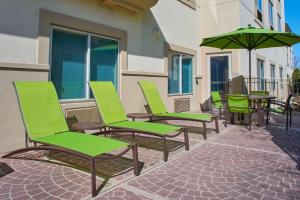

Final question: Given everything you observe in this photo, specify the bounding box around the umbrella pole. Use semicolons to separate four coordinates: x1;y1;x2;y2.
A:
249;49;252;94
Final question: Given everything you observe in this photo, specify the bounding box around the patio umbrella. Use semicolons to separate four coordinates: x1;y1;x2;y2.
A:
200;25;300;93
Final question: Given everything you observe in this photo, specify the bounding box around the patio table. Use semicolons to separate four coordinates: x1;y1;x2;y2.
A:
248;95;276;127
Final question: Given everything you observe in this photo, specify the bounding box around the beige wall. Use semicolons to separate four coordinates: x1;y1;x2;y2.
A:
0;63;49;152
0;0;203;153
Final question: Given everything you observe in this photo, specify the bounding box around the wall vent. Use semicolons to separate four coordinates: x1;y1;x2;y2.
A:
174;98;190;112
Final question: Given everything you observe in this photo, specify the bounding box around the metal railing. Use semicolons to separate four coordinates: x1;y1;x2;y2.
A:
244;78;290;101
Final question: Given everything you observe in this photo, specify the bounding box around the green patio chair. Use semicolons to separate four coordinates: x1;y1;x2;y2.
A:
3;82;139;197
138;80;219;140
89;81;189;162
211;91;226;118
226;94;255;130
266;94;293;130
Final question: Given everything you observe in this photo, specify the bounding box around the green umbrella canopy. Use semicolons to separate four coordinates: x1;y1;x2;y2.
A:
200;26;300;94
200;26;300;50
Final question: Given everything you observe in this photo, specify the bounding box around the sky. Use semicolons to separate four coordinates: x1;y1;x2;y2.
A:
285;0;300;64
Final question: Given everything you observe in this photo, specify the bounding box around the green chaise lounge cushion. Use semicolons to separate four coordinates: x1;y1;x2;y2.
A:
109;121;181;135
156;112;214;121
35;132;128;157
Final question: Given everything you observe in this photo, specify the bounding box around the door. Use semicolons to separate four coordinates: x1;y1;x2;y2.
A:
210;55;230;94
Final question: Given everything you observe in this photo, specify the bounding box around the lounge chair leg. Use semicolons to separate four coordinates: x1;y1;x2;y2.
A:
183;128;189;151
230;113;234;124
290;107;292;127
132;144;139;176
25;133;29;148
132;132;135;138
162;136;168;162
202;122;207;140
286;110;289;130
249;113;251;131
91;159;97;197
215;117;219;133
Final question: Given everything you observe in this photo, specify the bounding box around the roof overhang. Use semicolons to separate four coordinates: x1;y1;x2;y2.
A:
98;0;158;13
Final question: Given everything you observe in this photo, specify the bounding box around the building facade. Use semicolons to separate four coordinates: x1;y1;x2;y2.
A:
0;0;291;153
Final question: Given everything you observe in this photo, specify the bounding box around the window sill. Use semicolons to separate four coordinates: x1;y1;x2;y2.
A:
60;98;95;104
168;93;193;97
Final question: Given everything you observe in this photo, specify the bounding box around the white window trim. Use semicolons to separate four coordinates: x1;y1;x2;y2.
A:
50;26;120;102
206;53;232;94
168;52;194;96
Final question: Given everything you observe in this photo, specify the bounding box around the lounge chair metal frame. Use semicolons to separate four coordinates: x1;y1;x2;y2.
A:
2;82;139;198
99;126;189;162
148;113;219;140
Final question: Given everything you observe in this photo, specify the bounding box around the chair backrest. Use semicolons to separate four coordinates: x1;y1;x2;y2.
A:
138;80;168;115
286;94;293;107
89;81;127;124
227;94;249;109
14;82;69;140
250;90;270;95
211;91;223;107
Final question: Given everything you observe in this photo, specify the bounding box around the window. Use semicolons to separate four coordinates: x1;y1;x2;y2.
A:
277;14;282;31
256;0;263;22
257;59;265;90
51;28;119;100
168;53;193;94
270;64;276;91
210;56;229;93
269;0;274;29
279;67;284;89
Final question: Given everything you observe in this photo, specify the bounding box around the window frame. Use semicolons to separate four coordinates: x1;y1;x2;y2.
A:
277;13;282;31
269;0;274;29
257;59;265;90
256;0;263;22
50;26;120;101
270;64;276;91
168;51;194;96
279;66;284;89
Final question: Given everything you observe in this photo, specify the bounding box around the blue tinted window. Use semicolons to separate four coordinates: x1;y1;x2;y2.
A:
182;56;193;93
168;54;180;94
210;56;229;92
51;28;119;100
269;0;274;25
51;29;87;99
257;0;263;11
168;54;193;94
90;36;118;87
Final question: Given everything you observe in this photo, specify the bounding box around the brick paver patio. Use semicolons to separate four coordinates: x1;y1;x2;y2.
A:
1;114;300;200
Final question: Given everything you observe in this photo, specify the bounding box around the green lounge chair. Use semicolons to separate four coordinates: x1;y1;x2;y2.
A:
226;94;255;130
211;91;226;118
138;80;219;140
3;82;139;197
89;81;189;162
